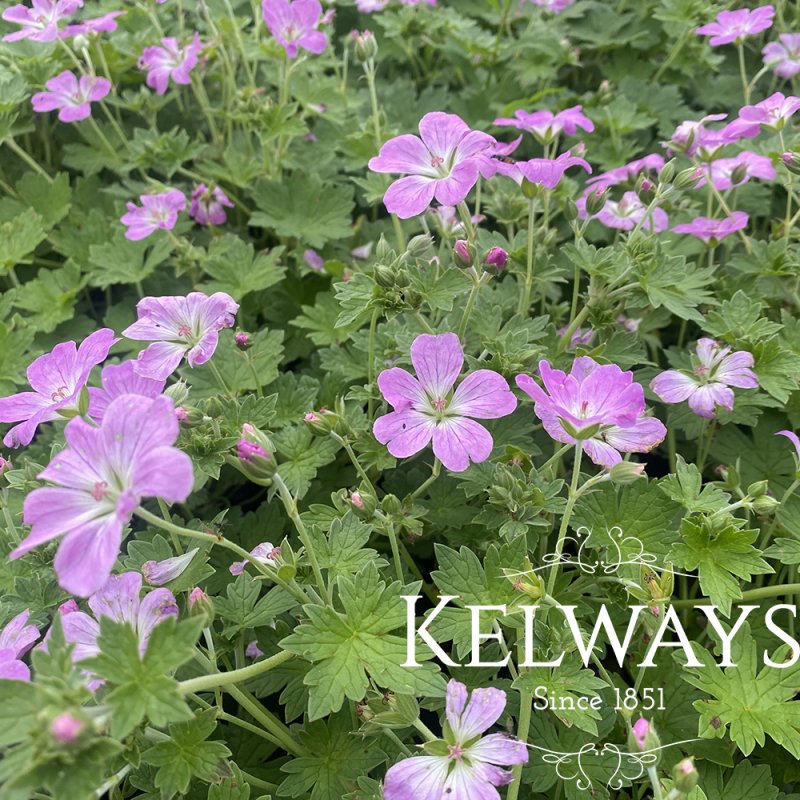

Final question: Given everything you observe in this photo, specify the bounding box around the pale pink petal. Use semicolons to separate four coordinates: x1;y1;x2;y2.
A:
469;734;529;766
453;686;506;741
373;409;434;458
650;370;698;404
446;680;468;732
450;370;517;419
433;160;479;206
134;342;188;380
410;333;463;398
383;175;437;218
603;416;667;453
688;383;733;418
377;368;426;410
581;437;623;468
368;134;431;174
383;755;450;800
418;112;470;157
717;351;758;388
54;517;124;598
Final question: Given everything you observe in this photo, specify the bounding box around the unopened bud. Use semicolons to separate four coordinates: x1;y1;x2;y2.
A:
188;587;215;623
672;758;699;794
636;177;656;204
406;234;433;259
375;235;393;261
628;718;660;755
752;494;780;515
0;456;10;478
562;200;579;222
381;493;402;516
50;712;84;745
782;151;800;175
673;167;703;190
658;158;676;184
747;480;768;498
374;264;395;288
520;178;542;199
142;548;198;586
304;410;331;436
607;461;646;485
353;29;378;62
585;186;607;216
164;379;190;406
235;332;252;350
485;246;508;271
729;164;748;186
453;239;471;266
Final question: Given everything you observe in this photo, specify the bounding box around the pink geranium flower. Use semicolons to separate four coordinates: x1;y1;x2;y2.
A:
586;191;669;233
696;5;774;46
61;10;125;37
651;338;758;419
763;34;800;79
31;70;111;123
1;0;81;42
399;0;437;5
262;0;328;58
120;190;186;241
373;333;517;472
122;292;239;380
368;112;496;219
87;361;165;424
139;33;203;95
739;92;800;130
672;211;749;243
384;680;528;800
11;395;194;597
585;154;664;192
189;184;234;226
356;0;388;10
0;610;40;681
0;328;118;448
516;357;667;468
694;151;776;190
527;0;575;11
229;542;279;575
495;151;591;188
665;114;759;159
494;105;593;143
59;573;178;682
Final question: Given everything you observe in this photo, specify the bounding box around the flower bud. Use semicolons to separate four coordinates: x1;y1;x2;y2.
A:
72;33;90;51
506;558;545;600
658;158;676;184
353;29;378;63
178;405;205;426
520;178;542;199
381;493;402;516
375;235;393;261
406;234;434;259
165;379;190;406
304;410;331;436
747;479;768;498
142;548;198;586
673;167;703;190
752;494;780;516
0;456;11;478
77;386;90;417
628;718;660;755
485;247;508;271
562;200;579;222
636;177;656;205
782;151;800;175
374;264;396;288
50;712;84;745
672;758;699;794
235;332;252;350
188;587;215;623
246;640;264;659
607;461;646;484
453;239;471;266
394;269;410;288
730;164;749;186
585;186;607;216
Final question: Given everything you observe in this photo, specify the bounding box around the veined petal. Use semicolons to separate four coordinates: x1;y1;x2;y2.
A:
469;734;530;767
88;572;142;624
134;342;188;381
777;430;800;460
410;333;463;398
450;370;517;419
445;679;468;732
432;417;493;472
444;760;502;800
716;351;758;388
603;416;667;453
688;383;733;418
377;367;426;410
452;686;506;741
581;438;623;468
650;370;698;404
54;517;124;598
132;445;194;503
383;755;450;800
433;160;479;206
373;409;434;459
61;611;101;662
383;175;437;219
368;134;432;175
0;391;51;423
418;112;471;158
136;588;178;652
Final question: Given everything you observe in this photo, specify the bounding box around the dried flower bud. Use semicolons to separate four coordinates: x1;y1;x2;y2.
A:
142;548;198;586
485;247;508;271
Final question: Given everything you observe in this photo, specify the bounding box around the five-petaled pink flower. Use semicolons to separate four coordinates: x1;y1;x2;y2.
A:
262;0;328;59
373;333;517;472
383;680;528;800
121;190;186;241
355;0;388;10
122;292;239;380
87;361;166;424
585;154;664;192
693;151;776;190
665;114;759;158
61;10;125;38
230;542;280;575
516;357;667;468
495;151;591;188
494;105;593;143
763;33;800;79
189;184;234;226
651;338;758;419
11;394;194;597
139;33;203;95
0;610;40;681
368;112;496;219
0;328;118;448
1;0;81;42
581;191;669;233
739;92;800;130
672;211;749;243
59;572;178;682
696;5;774;46
31;70;111;123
